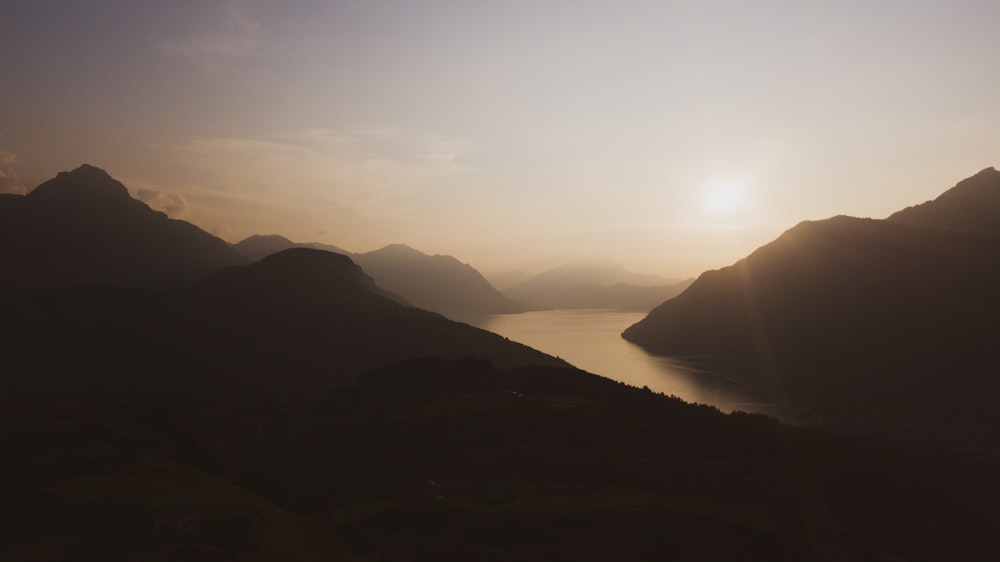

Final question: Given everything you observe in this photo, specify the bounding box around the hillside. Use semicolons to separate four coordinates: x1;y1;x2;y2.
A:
623;168;1000;448
232;234;347;263
5;359;999;561
0;164;247;287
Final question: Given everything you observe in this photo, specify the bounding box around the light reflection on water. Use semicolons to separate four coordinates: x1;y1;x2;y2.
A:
473;309;800;423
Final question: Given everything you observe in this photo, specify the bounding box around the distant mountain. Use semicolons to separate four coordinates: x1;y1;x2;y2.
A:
504;261;687;311
0;164;247;287
487;270;532;291
352;244;526;321
232;237;522;321
546;280;695;311
232;234;347;263
623;168;1000;448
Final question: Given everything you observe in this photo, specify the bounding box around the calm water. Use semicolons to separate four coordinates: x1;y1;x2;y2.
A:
474;309;801;422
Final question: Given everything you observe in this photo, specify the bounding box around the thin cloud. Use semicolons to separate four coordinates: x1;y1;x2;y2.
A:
0;148;28;194
121;128;476;245
156;1;259;68
136;188;191;217
170;128;474;205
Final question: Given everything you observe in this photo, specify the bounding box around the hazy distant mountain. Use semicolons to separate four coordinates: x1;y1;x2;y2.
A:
487;270;532;291
623;167;1000;448
233;234;347;263
352;244;526;321
232;237;522;320
0;164;247;287
503;261;688;311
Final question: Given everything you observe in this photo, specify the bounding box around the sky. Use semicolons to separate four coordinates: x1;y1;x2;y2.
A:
2;0;1000;278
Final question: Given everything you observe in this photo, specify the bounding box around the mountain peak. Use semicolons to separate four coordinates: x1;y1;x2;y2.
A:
28;163;133;204
378;243;424;255
202;247;404;306
0;165;247;288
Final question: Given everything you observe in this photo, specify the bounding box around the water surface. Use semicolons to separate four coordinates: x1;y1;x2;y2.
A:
474;309;799;422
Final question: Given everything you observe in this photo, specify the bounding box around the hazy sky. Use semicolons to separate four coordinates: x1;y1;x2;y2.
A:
3;1;999;277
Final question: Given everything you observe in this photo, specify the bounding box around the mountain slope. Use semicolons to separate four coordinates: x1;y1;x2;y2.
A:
3;247;564;400
623;168;1000;447
0;164;247;287
232;234;347;263
203;247;406;306
352;244;526;320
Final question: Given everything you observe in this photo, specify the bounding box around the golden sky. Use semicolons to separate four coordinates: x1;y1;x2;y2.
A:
2;1;999;277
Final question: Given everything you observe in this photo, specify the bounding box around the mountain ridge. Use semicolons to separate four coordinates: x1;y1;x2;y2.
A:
622;168;1000;448
0;164;247;288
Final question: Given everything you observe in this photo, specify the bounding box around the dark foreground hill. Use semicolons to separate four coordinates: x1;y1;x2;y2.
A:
623;168;1000;449
0;164;247;287
4;357;999;561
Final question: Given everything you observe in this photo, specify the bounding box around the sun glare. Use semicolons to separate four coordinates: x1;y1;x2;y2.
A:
703;177;748;215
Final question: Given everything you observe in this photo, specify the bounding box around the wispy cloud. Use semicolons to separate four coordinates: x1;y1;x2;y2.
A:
0;147;28;194
170;128;473;204
128;128;475;245
136;188;191;217
156;1;260;69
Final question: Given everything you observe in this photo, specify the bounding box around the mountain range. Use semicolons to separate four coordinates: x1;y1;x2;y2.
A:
5;163;1000;559
502;261;692;311
232;235;526;321
1;165;563;400
623;167;1000;448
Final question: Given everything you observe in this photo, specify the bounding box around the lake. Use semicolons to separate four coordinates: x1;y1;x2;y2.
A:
473;309;803;423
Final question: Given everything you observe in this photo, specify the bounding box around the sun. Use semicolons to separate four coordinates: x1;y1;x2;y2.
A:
703;177;748;215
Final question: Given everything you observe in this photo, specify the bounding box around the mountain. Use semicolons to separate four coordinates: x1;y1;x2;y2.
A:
0;164;247;287
623;168;1000;448
202;247;406;306
0;167;377;289
887;167;1000;236
351;244;526;321
232;237;522;320
504;260;688;311
233;234;347;263
3;246;563;400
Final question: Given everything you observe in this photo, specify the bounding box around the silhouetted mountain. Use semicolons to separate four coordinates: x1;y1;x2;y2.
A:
202;247;406;306
352;244;526;321
233;234;347;263
504;260;686;311
0;164;247;287
623;168;1000;449
7;166;1000;560
888;167;1000;235
4;247;563;400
